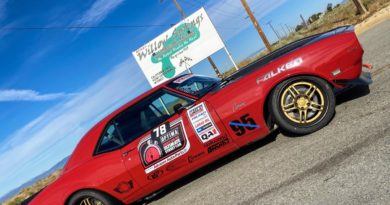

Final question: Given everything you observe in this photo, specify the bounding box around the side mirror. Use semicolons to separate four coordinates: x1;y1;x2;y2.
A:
173;103;185;114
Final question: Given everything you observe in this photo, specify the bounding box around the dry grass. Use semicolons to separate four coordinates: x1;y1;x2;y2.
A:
222;0;390;77
3;169;62;205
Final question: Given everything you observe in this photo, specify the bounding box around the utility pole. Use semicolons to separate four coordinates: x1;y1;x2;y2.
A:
267;21;281;41
300;14;308;28
162;0;223;78
351;0;368;15
240;0;272;52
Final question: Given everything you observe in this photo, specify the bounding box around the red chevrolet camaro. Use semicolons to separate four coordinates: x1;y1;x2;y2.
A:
29;26;372;205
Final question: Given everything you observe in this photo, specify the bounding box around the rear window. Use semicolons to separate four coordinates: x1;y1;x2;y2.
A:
95;89;194;154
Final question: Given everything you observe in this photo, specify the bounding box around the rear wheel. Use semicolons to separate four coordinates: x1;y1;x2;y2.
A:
68;190;122;205
270;76;335;135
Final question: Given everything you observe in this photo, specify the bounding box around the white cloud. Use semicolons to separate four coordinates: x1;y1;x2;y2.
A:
0;89;74;102
72;0;125;26
0;57;150;196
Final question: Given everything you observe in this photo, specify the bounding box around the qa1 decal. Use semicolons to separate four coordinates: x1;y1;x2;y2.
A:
138;119;190;174
151;23;200;78
187;102;220;143
229;114;259;136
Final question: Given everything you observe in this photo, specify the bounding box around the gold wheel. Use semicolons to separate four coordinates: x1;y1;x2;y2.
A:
280;81;325;124
80;197;104;205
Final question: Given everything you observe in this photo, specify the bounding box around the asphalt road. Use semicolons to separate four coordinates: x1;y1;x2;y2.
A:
149;20;390;205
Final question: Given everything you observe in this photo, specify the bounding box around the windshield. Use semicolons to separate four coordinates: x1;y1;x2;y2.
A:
168;75;220;97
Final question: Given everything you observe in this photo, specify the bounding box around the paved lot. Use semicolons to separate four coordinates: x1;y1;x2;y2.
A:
149;20;390;205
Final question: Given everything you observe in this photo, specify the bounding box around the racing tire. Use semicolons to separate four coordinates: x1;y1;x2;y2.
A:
270;76;335;135
68;190;123;205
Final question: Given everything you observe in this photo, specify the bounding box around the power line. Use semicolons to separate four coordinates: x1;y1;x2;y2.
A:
187;0;241;18
240;0;272;52
0;24;172;31
222;0;242;9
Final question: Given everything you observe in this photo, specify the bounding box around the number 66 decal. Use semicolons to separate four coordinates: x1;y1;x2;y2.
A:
229;114;259;136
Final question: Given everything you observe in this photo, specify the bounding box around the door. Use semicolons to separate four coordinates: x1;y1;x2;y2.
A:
116;89;236;196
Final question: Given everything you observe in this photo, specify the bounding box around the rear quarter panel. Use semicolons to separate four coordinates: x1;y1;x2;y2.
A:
205;31;363;145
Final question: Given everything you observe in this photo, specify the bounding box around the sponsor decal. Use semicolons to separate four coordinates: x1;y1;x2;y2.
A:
114;181;134;194
147;170;164;180
188;152;205;163
187;103;220;143
174;74;193;84
166;159;187;172
233;102;246;112
139;120;191;174
229;114;259;136
207;136;229;153
257;57;303;83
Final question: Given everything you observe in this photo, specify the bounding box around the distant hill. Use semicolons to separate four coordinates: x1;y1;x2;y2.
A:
0;156;69;203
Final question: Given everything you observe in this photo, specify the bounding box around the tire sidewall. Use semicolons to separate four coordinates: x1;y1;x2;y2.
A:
68;190;121;205
270;76;335;135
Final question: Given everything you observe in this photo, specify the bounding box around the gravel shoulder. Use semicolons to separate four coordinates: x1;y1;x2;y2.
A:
149;20;390;205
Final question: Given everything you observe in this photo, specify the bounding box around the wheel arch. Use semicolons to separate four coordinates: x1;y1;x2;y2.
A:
262;73;334;130
65;188;123;205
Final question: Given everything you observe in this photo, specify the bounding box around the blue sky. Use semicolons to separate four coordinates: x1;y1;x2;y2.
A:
0;0;343;197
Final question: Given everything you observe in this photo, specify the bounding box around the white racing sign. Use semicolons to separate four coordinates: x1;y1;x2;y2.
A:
132;8;225;87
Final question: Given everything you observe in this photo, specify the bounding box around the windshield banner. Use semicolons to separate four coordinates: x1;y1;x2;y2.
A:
132;8;225;87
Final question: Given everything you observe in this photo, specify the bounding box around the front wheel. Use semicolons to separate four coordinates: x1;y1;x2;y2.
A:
68;190;122;205
270;76;335;135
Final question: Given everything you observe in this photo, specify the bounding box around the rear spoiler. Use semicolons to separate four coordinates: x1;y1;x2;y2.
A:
327;25;354;34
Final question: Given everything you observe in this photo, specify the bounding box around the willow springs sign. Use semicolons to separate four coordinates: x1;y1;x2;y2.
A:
132;8;226;87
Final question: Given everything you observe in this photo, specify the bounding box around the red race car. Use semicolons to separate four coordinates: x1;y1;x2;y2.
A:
29;26;372;205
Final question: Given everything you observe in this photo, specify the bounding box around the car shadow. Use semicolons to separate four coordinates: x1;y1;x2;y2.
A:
135;131;279;205
280;84;371;138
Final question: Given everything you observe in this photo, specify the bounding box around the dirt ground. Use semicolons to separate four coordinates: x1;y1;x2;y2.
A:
355;4;390;35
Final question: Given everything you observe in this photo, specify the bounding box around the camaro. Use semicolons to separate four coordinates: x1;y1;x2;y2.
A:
29;26;372;205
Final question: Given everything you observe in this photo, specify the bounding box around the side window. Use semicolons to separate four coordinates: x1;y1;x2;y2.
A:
151;98;170;116
95;89;194;155
115;91;193;144
159;92;192;114
96;123;124;154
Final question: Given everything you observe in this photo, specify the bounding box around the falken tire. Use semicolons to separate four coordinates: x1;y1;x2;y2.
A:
270;76;335;135
68;190;122;205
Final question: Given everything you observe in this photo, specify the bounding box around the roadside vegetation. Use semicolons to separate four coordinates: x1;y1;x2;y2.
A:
222;0;390;78
3;169;62;205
